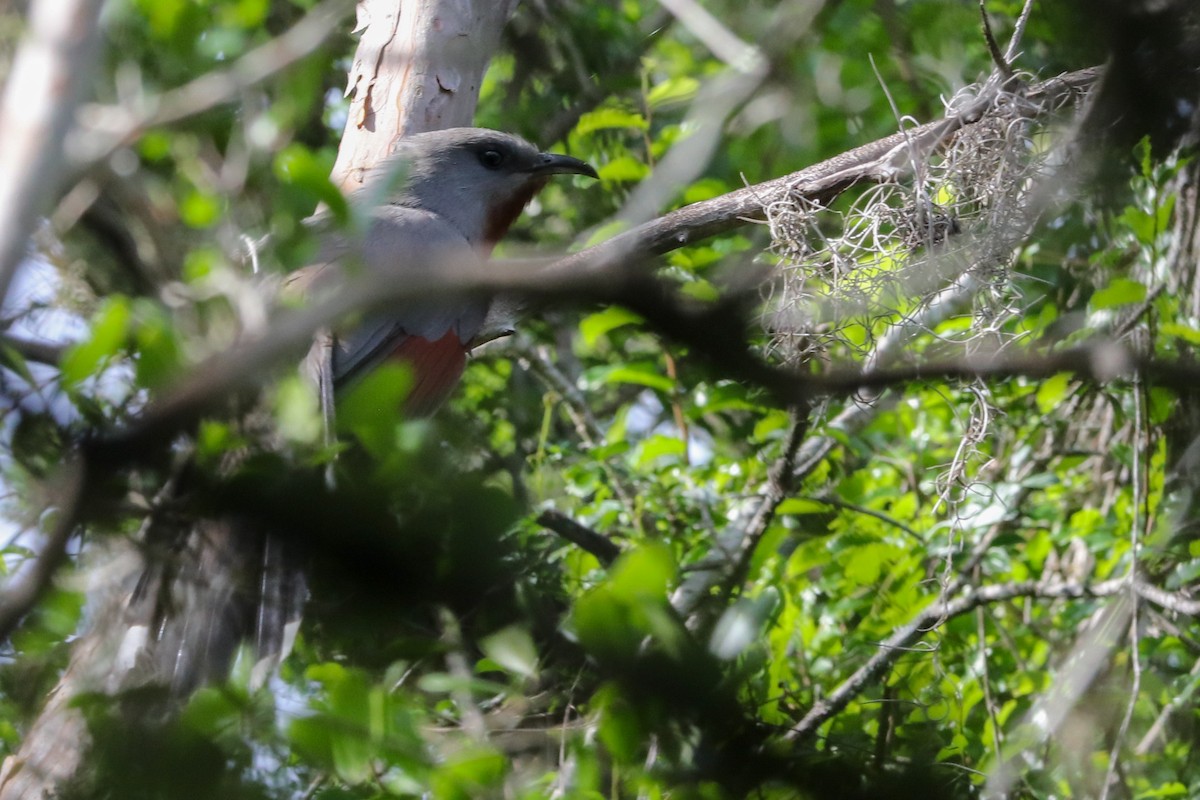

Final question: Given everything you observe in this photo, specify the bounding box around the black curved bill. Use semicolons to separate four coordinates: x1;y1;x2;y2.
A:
532;152;599;179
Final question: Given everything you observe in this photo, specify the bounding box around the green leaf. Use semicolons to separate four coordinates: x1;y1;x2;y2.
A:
1136;782;1188;799
584;362;675;393
579;306;643;347
0;342;36;384
574;108;649;136
679;280;719;301
581;219;631;249
479;625;539;680
1117;204;1158;245
132;300;183;388
646;76;699;108
634;434;686;468
594;684;644;764
275;375;323;444
136;0;187;38
682;178;730;204
181;688;242;740
776;498;829;515
597;155;651;183
572;585;641;663
179;190;221;228
219;0;268;27
336;363;414;457
1162;322;1200;345
841;542;899;586
416;673;510;695
61;298;132;386
751;410;790;441
429;746;507;800
1035;372;1072;414
1091;278;1147;309
274;144;348;225
572;544;676;662
608;543;676;602
710;596;772;660
328;673;374;782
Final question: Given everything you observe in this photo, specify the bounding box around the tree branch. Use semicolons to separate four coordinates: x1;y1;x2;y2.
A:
0;457;86;643
784;577;1199;744
540;67;1100;281
0;334;66;367
82;251;1200;469
781;576;1200;743
73;0;350;168
536;510;622;566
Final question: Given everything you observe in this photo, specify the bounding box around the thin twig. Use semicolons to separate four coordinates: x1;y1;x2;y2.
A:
72;0;351;168
979;0;1012;79
438;607;489;741
1003;0;1037;64
782;577;1177;743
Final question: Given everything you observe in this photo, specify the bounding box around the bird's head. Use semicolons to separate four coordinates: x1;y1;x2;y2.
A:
373;128;597;250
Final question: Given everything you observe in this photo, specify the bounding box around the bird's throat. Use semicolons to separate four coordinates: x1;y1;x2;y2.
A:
481;178;548;254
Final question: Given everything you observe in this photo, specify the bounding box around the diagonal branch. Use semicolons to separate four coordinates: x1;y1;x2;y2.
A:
542;67;1100;281
537;510;622;566
0;458;86;643
72;0;351;168
783;576;1198;743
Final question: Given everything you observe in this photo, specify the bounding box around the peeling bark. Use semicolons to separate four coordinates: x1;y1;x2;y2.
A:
330;0;520;191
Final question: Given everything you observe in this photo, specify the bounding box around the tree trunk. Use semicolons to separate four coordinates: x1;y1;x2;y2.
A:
330;0;519;191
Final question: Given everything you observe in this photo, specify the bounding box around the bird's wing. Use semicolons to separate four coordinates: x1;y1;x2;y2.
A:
296;206;488;415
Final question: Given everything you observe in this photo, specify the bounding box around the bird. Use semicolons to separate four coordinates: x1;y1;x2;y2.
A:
112;127;599;695
290;127;598;419
0;127;596;800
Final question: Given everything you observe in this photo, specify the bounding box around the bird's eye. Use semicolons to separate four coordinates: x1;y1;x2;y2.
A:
479;149;506;169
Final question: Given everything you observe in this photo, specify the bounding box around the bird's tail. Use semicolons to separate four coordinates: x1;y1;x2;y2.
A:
120;515;307;694
0;516;305;800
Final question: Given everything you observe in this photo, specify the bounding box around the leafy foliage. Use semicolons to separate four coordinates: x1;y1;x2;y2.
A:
0;1;1198;799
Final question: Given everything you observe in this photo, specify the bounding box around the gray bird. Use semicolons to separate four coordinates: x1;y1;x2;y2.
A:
0;127;596;800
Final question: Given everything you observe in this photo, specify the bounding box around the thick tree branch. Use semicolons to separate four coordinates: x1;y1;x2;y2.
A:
83;252;1200;468
329;0;520;189
541;67;1100;281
